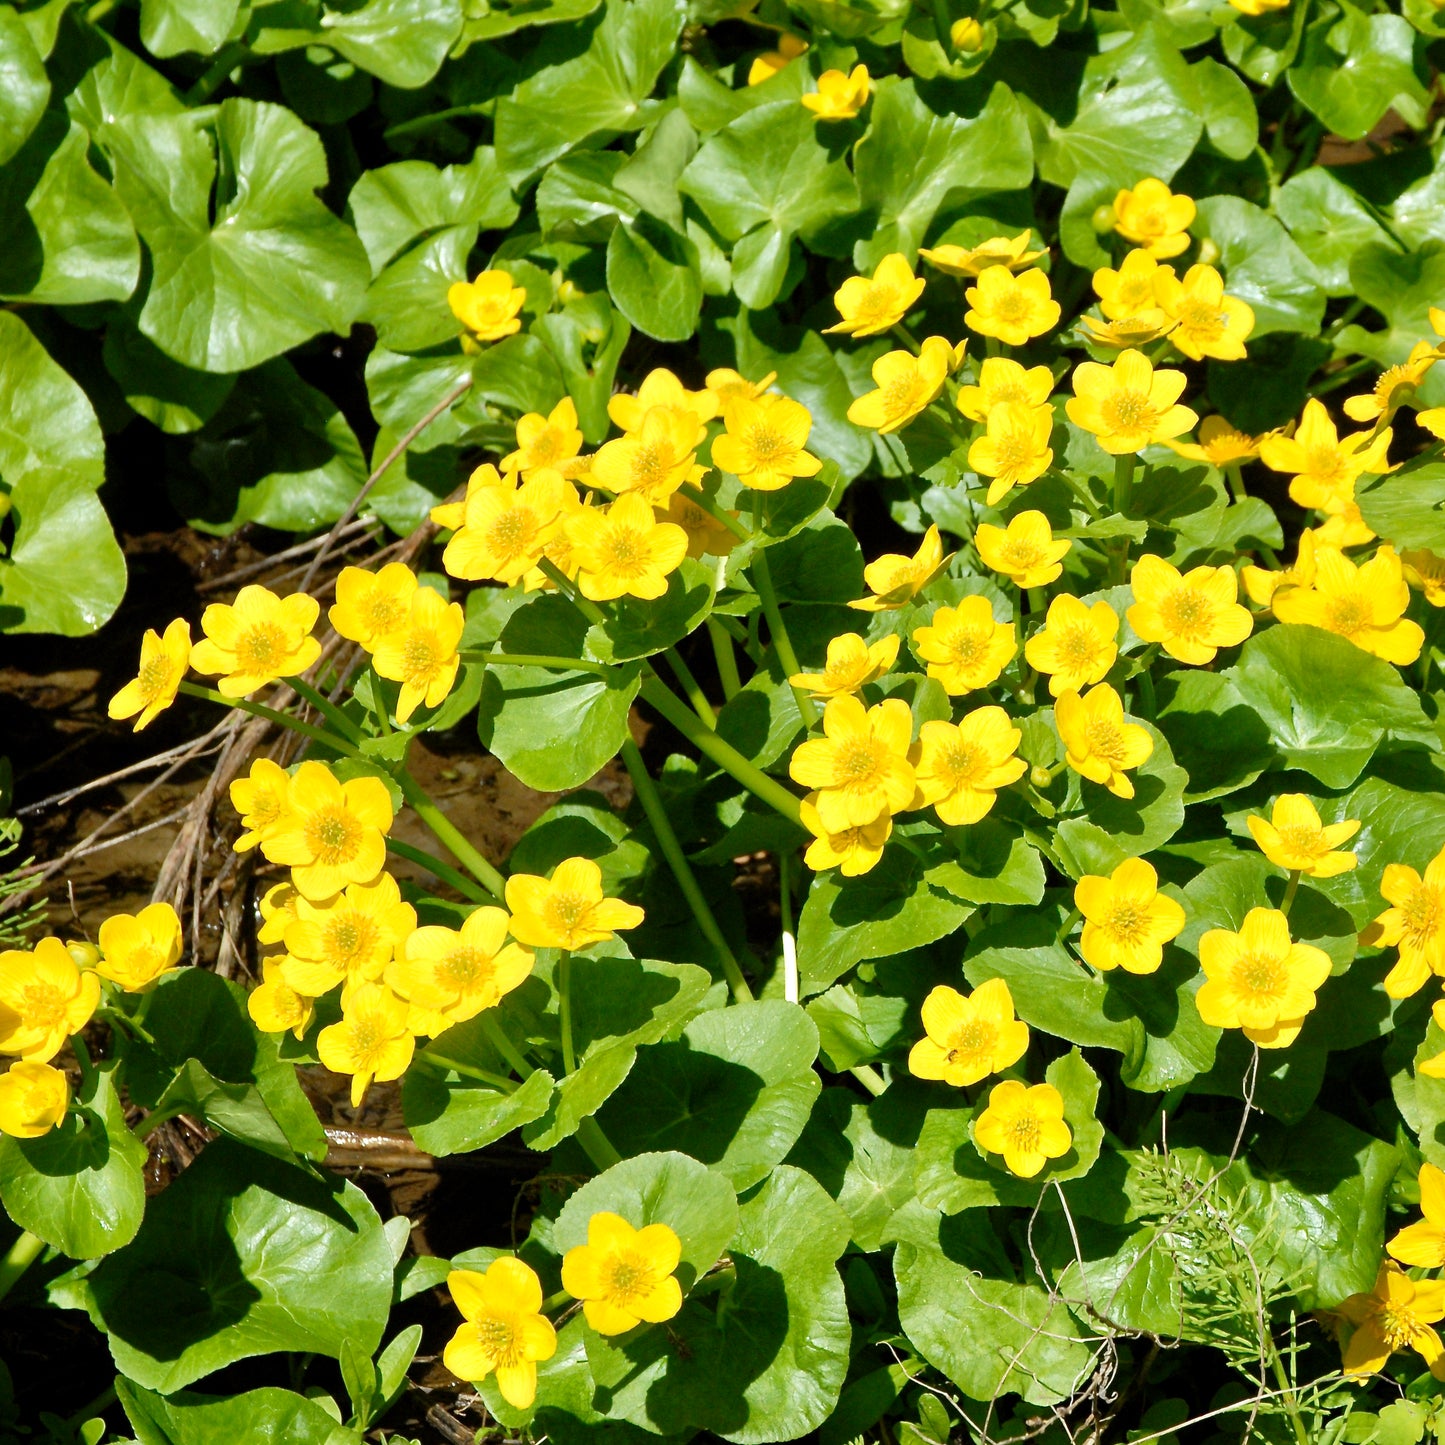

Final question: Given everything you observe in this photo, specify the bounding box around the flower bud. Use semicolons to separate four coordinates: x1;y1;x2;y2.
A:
950;16;985;49
1029;764;1054;791
1196;237;1221;266
66;939;101;970
1091;204;1117;234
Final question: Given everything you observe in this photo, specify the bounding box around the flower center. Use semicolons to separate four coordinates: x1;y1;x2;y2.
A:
1178;299;1222;334
630;443;671;493
1277;824;1324;858
326;913;377;967
21;982;65;1028
941;742;981;785
1001;539;1042;569
1009;1113;1041;1152
1325;593;1371;636
1085;716;1129;766
236;623;287;671
547;891;590;929
440;947;486;989
1375;1303;1421;1352
605;1251;658;1305
1304;447;1347;488
1162;587;1212;639
1401;887;1443;947
475;1313;524;1367
601;528;649;577
991;290;1030;323
994;431;1038;473
1233;952;1286;1002
488;508;538;560
1103;390;1155;433
402;634;441;683
1061;624;1103;668
746;426;791;466
882;373;924;418
366;595;406;634
529;429;564;465
1106;902;1147;944
856;282;899;324
947;628;986;666
306;807;361;866
947;1019;994;1062
139;656;175;701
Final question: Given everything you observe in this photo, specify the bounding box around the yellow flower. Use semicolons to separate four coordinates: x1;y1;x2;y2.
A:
229;757;295;853
1272;544;1424;665
0;1060;68;1139
790;632;900;699
1404;548;1445;606
1241;528;1318;608
967;401;1055;505
788;695;917;832
280;872;416;996
330;563;418;651
1023;594;1118;697
444;1259;558;1409
705;367;777;408
711;394;822;490
907;978;1029;1086
1259;400;1392;513
371;586;465;724
1078;312;1175;349
505;856;644;951
1126;554;1253;665
566;492;689;602
1056;683;1152;799
1418;407;1445;440
919;231;1043;277
430;462;508;532
257;881;300;946
1338;1262;1445;1380
1195;907;1331;1047
561;1212;684;1335
799;794;892;876
442;470;571;585
591;406;708;505
448;269;525;344
1229;0;1288;12
190;586;321;698
974;510;1071;589
801;64;871;120
0;938;101;1063
747;32;808;85
1112;179;1195;260
661;490;739;559
1153;264;1254;362
1065;350;1198;455
1093;249;1174;321
847;336;959;434
825;254;926;338
503;396;587;479
261;760;394;900
911;706;1027;825
950;15;985;48
1074;858;1185;974
1423;1001;1445;1078
1343;342;1438;424
964;267;1061;347
96;902;182;992
386;906;533;1023
316;980;415;1107
849;523;952;611
247;957;314;1040
974;1080;1072;1178
1388;1163;1445;1268
911;598;1017;694
955;357;1053;423
1360;848;1445;999
607;368;716;436
108;618;191;731
1167;414;1264;467
1314;500;1377;549
1246;794;1359;878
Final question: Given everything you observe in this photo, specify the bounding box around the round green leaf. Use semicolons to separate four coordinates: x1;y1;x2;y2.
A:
318;0;464;88
0;5;48;167
139;0;241;56
118;1380;355;1445
606;217;703;342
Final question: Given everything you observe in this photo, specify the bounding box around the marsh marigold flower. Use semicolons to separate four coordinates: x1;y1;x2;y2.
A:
800;794;891;876
1404;548;1445;607
790;633;900;699
1127;554;1253;665
975;1080;1072;1178
1066;350;1197;455
1024;594;1118;697
1229;0;1288;12
975;511;1071;589
444;1258;557;1409
0;1061;68;1139
908;978;1029;1086
1273;544;1424;665
912;598;1017;695
0;938;101;1062
747;32;808;84
190;586;321;698
591;406;707;504
1168;415;1263;468
847;337;960;434
387;906;533;1023
247;957;315;1040
663;491;739;560
969;402;1055;505
108;618;190;731
566;493;689;602
1195;907;1331;1048
1075;858;1185;974
920;231;1043;277
1056;683;1152;799
849;523;952;611
1422;1002;1445;1078
96;902;182;992
257;881;300;946
1246;794;1359;878
911;707;1027;825
503;397;586;478
705;367;777;408
1343;342;1437;425
449;269;525;344
1079;312;1175;349
430;462;507;532
317;981;415;1107
712;394;822;490
1154;265;1253;362
230;757;294;854
1259;400;1392;513
608;368;716;435
964;267;1060;347
371;586;465;724
261;760;394;901
1387;1163;1445;1267
280;872;417;997
1360;847;1445;998
789;695;916;831
505;856;644;951
1339;1262;1445;1380
801;64;871;120
443;470;571;585
561;1212;684;1335
1112;179;1195;259
330;563;418;651
826;254;925;338
1093;249;1173;321
955;357;1053;423
1241;528;1318;608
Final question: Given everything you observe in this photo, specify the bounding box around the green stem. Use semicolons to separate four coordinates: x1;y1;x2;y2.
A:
289;677;366;745
462;649;611;676
890;322;922;357
1135;665;1156;720
70;1033;95;1089
663;648;715;727
383;102;493;142
687;488;751;542
850;1065;887;1097
1224;462;1247;504
132;1105;187;1141
0;1232;44;1304
483;1013;535;1080
751;548;818;728
1266;1337;1310;1445
394;769;506;901
622;741;753;1002
1314;357;1373;396
416;1052;517;1092
1281;869;1301;918
66;1385;117;1430
369;668;393;736
185;42;245;103
707;618;742;700
557;950;577;1074
177;681;359;756
577;1117;623;1169
539;559;607;626
640;676;802;824
386;837;493;905
1113;453;1136;519
1056;907;1082;944
1053;470;1103;521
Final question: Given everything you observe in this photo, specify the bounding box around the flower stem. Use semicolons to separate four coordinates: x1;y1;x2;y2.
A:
0;1231;44;1304
462;650;611;675
1281;869;1301;918
1113;453;1136;520
663;648;715;727
1053;470;1103;520
707;618;742;700
483;1013;535;1080
289;677;366;745
751;548;818;728
177;681;359;756
577;1116;622;1169
386;837;493;905
538;559;607;626
621;740;753;1002
557;950;577;1074
1224;461;1247;504
369;668;393;736
394;769;506;902
132;1104;187;1141
416;1052;517;1092
850;1065;887;1097
890;322;922;356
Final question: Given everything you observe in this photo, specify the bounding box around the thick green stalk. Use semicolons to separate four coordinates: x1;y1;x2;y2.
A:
483;1013;535;1080
394;769;506;901
1113;453;1136;519
416;1052;516;1092
707;618;742;700
663;648;715;727
289;677;366;745
577;1117;622;1169
462;650;611;675
538;559;608;625
177;682;359;756
557;950;577;1074
751;547;818;728
0;1231;44;1304
386;837;493;905
1281;869;1301;918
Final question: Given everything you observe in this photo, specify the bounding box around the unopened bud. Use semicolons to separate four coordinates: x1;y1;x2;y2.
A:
1029;764;1054;790
1196;237;1220;266
66;939;101;970
950;16;984;50
1091;204;1117;235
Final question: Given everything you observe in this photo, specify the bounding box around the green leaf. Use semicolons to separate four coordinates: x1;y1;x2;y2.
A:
458;0;601;43
139;0;240;56
0;311;104;492
113;98;369;372
0;4;49;167
318;0;464;87
362;224;477;352
102;319;235;434
1277;167;1394;297
1336;240;1445;370
0;1063;145;1259
533;293;632;442
117;1380;360;1445
1358;456;1445;551
934;820;1046;905
1224;624;1432;788
614;106;697;230
851;79;1032;266
596;1000;822;1189
605;216;703;342
585;559;717;663
82;1139;393;1392
1191;55;1257;161
1154;669;1274;803
1036;1214;1184;1338
152;1059;299;1165
403;1060;555;1157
